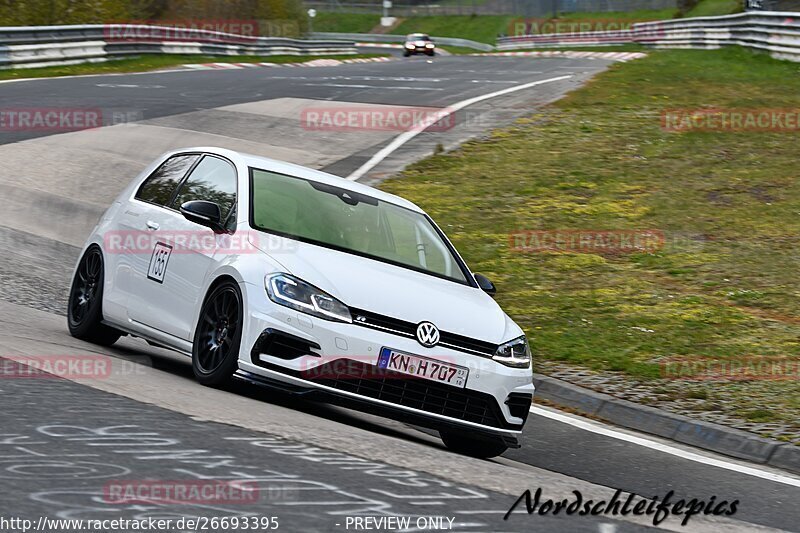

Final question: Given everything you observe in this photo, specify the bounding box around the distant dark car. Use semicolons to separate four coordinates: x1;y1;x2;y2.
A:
403;33;435;57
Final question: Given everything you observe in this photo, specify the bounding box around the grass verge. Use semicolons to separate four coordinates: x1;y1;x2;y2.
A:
393;15;515;44
555;9;678;21
0;53;389;81
313;12;381;33
313;4;742;45
380;47;800;433
686;0;742;17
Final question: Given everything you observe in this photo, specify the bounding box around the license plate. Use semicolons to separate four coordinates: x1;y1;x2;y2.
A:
377;348;468;388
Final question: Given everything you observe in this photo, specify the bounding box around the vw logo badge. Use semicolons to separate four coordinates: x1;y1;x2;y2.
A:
416;321;440;348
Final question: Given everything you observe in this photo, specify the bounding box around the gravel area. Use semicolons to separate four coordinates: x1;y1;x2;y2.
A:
0;226;75;315
537;360;800;445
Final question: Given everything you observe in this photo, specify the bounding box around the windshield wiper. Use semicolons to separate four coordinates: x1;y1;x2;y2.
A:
309;181;378;206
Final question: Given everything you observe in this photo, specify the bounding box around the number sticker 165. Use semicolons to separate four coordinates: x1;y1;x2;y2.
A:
147;242;172;283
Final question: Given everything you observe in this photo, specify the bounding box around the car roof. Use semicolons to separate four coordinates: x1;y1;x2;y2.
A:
407;33;429;38
166;146;424;214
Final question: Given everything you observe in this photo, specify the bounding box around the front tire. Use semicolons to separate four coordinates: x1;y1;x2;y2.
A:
67;245;122;346
440;429;509;459
192;280;243;386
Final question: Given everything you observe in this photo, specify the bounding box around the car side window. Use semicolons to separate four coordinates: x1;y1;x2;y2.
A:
171;155;237;221
135;154;199;206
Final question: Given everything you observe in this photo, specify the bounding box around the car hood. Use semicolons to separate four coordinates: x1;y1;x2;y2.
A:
256;237;510;343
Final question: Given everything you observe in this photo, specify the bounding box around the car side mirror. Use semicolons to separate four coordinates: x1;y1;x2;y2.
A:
180;200;224;233
474;273;496;297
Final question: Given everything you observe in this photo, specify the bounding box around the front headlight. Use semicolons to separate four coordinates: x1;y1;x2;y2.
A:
425;43;434;48
265;273;352;323
493;336;531;368
405;43;415;48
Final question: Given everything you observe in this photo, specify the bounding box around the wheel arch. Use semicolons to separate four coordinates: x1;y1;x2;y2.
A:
191;270;246;340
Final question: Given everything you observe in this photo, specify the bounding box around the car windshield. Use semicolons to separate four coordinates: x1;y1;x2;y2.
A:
250;168;468;283
408;34;430;41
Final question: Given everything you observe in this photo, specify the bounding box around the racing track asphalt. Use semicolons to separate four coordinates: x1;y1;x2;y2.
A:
0;54;798;532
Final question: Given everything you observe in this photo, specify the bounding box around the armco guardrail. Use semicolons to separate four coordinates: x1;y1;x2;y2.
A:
635;11;800;62
0;24;357;69
497;11;800;62
498;29;636;48
310;32;494;52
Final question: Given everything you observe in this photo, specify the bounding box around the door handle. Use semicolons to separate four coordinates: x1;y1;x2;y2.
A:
145;220;160;231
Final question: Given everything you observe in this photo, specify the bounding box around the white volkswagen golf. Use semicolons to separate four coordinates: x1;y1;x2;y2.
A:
68;147;534;458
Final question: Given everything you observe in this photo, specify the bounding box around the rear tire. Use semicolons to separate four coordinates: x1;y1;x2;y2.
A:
67;245;122;346
192;280;243;387
440;429;509;459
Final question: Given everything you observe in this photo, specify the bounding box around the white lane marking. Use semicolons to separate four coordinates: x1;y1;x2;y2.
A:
0;57;394;85
304;83;444;91
345;74;572;181
95;83;164;88
276;75;446;82
530;405;800;488
469;79;521;84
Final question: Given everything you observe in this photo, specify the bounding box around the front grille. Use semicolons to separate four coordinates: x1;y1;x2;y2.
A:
349;307;498;357
265;359;521;430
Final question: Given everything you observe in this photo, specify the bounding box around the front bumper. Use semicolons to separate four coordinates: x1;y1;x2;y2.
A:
405;46;435;54
238;281;534;440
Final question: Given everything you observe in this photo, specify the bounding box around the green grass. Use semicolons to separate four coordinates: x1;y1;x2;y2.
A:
393;15;515;44
310;4;741;44
436;45;483;55
380;47;800;429
506;11;675;40
0;53;389;81
311;4;739;47
686;0;743;17
313;12;381;33
555;9;678;21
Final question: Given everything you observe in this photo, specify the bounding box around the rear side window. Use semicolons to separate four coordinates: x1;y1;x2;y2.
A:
136;154;199;206
171;156;237;221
